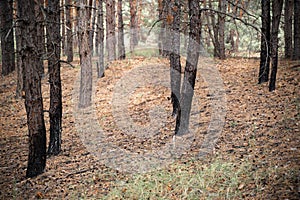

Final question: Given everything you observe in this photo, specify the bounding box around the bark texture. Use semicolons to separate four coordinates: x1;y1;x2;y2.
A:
170;0;181;116
269;0;284;91
293;0;300;60
259;0;271;84
96;0;105;78
18;0;47;178
46;0;62;155
117;0;125;60
106;0;116;61
130;0;138;52
66;0;73;62
78;0;92;108
175;0;200;135
0;0;15;76
284;0;293;59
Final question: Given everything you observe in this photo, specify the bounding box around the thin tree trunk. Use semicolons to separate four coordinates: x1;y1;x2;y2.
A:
258;0;271;84
46;0;62;155
89;0;97;54
158;0;163;55
34;0;45;78
15;0;23;98
18;0;47;178
164;0;172;57
170;0;181;116
78;0;92;108
117;0;125;59
96;0;105;77
293;0;300;60
130;0;138;52
218;0;226;59
209;0;220;58
269;0;284;91
106;0;116;61
0;0;15;76
66;0;73;62
284;0;293;59
61;0;66;55
175;0;200;135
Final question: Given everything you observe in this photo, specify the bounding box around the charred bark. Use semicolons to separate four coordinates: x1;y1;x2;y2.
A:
46;0;62;155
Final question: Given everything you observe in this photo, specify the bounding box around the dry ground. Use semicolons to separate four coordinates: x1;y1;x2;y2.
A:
0;57;299;199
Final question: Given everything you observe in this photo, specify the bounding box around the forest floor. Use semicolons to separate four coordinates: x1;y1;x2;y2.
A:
0;56;299;199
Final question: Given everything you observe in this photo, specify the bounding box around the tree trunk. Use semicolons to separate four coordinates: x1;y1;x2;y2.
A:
89;0;97;54
175;0;200;135
0;0;15;76
15;0;24;98
117;0;125;59
77;0;92;108
96;0;105;78
106;0;116;61
284;0;293;59
158;0;164;55
61;0;66;55
269;0;284;91
258;0;271;84
218;0;226;59
46;0;62;155
66;0;73;62
293;0;300;60
170;0;181;116
18;0;47;178
35;0;46;78
130;0;138;52
209;0;220;58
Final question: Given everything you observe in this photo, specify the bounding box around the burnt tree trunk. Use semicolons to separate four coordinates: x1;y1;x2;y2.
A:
46;0;62;155
96;0;105;78
66;0;73;62
170;0;181;116
284;0;293;59
18;0;47;178
0;0;15;76
258;0;271;84
269;0;284;91
117;0;125;59
293;0;300;60
175;0;200;135
106;0;116;61
78;0;92;108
